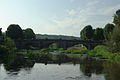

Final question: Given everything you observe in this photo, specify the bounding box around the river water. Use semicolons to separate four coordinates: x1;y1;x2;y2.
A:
0;55;120;80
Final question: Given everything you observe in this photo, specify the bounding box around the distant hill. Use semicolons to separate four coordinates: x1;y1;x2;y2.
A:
36;34;80;40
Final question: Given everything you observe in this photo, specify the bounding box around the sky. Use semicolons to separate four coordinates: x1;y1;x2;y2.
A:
0;0;120;37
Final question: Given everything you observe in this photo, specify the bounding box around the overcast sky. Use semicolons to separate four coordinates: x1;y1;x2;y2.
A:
0;0;120;37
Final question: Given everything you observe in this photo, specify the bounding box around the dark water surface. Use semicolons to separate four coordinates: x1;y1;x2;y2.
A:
0;55;120;80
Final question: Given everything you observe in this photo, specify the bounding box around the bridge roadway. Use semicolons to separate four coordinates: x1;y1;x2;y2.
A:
14;39;103;50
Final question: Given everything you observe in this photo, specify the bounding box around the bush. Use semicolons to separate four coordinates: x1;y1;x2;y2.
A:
64;46;87;54
0;45;9;55
89;45;120;64
4;37;16;53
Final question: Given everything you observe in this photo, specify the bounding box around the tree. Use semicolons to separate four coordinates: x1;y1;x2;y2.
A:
93;28;104;41
0;28;2;36
108;27;120;52
80;25;93;40
113;9;120;26
108;9;120;52
0;45;9;55
4;37;15;50
6;24;23;39
104;23;115;40
23;28;36;39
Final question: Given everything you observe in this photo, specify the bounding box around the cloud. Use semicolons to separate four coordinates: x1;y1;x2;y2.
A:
87;0;99;6
67;9;77;15
40;1;120;36
43;8;95;36
97;4;120;15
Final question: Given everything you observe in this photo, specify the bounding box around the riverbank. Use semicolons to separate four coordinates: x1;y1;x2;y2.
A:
6;44;120;64
88;45;120;64
64;45;120;64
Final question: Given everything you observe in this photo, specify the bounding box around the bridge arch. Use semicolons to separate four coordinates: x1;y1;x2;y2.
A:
14;39;102;50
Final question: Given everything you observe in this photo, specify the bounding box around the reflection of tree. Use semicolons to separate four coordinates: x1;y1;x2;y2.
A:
3;55;35;74
56;54;68;63
80;60;104;77
103;61;120;80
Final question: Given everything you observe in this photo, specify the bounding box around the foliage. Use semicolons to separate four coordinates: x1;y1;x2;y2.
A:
23;28;36;39
93;28;105;41
80;25;105;41
104;23;115;40
6;24;23;39
108;26;120;52
89;45;114;59
89;45;120;64
4;37;15;50
0;28;2;35
49;43;58;49
0;37;16;54
40;48;60;53
107;10;120;52
0;45;9;55
80;25;93;40
66;54;82;61
64;46;88;54
113;9;120;26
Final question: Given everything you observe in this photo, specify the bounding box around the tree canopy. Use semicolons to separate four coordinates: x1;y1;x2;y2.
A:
104;23;115;40
80;25;105;41
0;28;2;36
23;28;36;39
108;10;120;52
80;25;93;40
93;28;105;41
6;24;23;39
113;9;120;26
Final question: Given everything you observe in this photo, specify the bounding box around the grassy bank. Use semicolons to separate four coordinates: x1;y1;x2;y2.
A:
88;45;120;63
15;45;120;64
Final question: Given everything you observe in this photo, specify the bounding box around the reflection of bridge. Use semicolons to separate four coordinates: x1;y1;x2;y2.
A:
15;39;103;50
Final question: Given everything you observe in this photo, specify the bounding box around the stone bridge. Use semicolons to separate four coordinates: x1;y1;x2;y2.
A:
14;39;103;50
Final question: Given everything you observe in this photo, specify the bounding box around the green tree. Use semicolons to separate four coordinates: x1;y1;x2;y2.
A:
0;28;2;36
93;28;104;41
4;37;15;51
108;9;120;52
23;28;36;39
80;25;93;40
113;9;120;26
6;24;23;39
108;26;120;52
104;23;115;40
0;45;9;55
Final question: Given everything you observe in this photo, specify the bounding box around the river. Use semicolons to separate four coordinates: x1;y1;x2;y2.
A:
0;54;120;80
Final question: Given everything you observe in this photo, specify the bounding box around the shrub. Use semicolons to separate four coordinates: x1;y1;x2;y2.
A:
64;46;87;54
0;45;9;55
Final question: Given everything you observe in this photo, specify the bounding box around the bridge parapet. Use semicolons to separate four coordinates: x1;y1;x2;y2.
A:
14;39;103;50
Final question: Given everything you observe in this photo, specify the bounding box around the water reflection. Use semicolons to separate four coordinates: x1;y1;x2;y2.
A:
0;54;120;80
103;61;120;80
79;59;120;80
80;60;104;77
0;54;35;75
